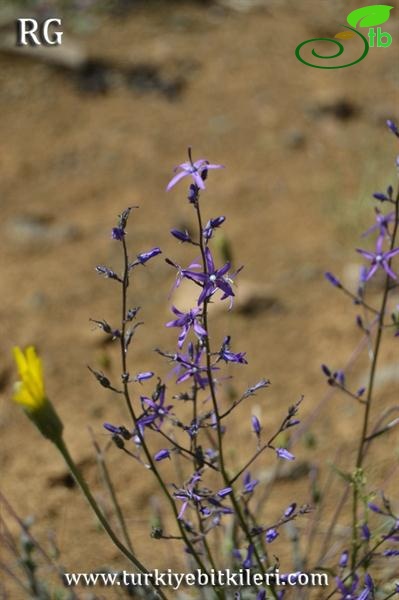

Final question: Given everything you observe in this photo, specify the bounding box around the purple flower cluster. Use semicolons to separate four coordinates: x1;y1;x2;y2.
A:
90;148;308;595
321;120;399;597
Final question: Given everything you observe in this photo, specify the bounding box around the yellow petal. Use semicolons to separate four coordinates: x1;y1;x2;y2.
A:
13;346;28;376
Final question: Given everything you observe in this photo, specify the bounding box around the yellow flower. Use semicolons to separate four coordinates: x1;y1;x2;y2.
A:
12;346;63;442
13;346;46;411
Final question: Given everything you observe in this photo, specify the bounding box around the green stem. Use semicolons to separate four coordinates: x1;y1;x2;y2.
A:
351;193;399;570
194;201;278;599
91;432;135;554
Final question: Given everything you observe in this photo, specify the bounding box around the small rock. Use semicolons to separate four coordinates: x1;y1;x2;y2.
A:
283;129;306;150
308;96;359;121
217;0;269;12
6;215;80;246
232;280;281;315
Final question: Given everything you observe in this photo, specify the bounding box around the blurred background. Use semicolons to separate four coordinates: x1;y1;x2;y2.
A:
1;0;398;597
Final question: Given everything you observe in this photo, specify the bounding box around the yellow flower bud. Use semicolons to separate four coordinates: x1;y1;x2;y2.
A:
12;346;63;442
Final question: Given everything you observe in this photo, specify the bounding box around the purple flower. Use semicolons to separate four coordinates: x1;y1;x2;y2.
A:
166;257;202;293
134;371;154;383
256;591;266;600
174;474;232;523
276;448;295;461
134;247;162;266
183;247;237;306
336;573;359;598
387;119;399;137
166;152;224;191
154;449;170;461
203;216;226;240
362;209;395;238
174;472;202;520
325;272;341;288
173;344;216;389
356;236;399;281
170;228;191;243
339;550;348;568
373;192;390;202
357;588;371;600
383;549;399;557
361;523;371;541
243;379;271;398
217;487;233;498
265;528;278;543
95;265;122;282
103;422;131;439
111;227;125;241
242;544;254;569
243;472;259;494
251;415;261;435
284;503;297;518
364;574;374;592
166;306;206;348
138;385;173;431
218;336;247;364
368;502;385;514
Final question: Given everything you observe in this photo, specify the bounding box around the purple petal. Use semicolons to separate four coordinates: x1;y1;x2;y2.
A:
177;501;188;520
356;248;375;260
385;247;399;259
276;448;295;461
251;415;261;435
382;261;397;279
205;163;224;170
205;247;215;274
166;170;189;191
193;172;205;190
135;371;154;383
193;321;207;337
376;235;384;254
197;284;212;306
365;264;378;281
217;279;234;297
217;261;231;277
154;449;170;461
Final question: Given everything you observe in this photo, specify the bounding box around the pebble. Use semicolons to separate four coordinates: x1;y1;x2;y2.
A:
6;215;80;246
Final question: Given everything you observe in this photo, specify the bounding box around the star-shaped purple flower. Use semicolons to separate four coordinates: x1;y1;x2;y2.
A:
362;209;395;239
166;150;224;192
356;236;399;281
137;385;173;431
218;335;247;364
166;306;206;348
173;344;217;389
243;471;259;494
183;247;238;306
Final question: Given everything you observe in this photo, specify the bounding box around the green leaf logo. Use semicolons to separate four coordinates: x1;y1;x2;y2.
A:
347;5;393;28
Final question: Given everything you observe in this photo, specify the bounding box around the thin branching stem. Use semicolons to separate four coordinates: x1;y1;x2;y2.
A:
351;191;399;570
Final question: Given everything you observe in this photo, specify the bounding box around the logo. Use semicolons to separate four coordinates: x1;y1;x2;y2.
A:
295;5;393;69
16;18;63;47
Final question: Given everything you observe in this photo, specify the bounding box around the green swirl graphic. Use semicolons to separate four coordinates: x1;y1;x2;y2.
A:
295;25;369;69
